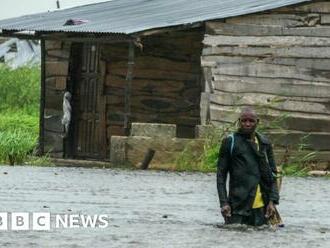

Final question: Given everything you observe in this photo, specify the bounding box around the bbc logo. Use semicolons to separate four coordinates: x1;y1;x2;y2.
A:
0;212;50;231
0;212;109;230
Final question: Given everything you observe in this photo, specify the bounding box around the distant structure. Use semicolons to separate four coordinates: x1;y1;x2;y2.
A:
0;38;40;68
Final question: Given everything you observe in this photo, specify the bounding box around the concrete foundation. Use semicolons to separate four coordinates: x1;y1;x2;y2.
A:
110;123;204;169
110;122;330;170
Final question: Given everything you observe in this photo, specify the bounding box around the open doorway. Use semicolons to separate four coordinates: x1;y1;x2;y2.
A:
67;43;107;160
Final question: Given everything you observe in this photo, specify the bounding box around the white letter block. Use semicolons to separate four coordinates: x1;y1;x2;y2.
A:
12;213;29;230
0;213;8;230
33;213;50;231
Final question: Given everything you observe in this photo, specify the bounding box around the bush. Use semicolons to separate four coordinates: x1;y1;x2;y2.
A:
281;134;317;177
0;111;39;135
0;65;40;113
0;65;41;165
175;107;316;175
175;123;236;172
0;130;37;165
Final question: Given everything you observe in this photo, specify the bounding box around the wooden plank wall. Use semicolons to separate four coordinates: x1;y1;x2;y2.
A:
202;1;330;153
101;28;204;141
43;40;71;157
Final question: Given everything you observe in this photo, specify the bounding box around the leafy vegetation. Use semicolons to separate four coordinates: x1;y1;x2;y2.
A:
0;65;40;113
0;111;39;135
280;134;317;177
0;65;49;165
175;123;236;172
0;130;37;165
176;104;318;176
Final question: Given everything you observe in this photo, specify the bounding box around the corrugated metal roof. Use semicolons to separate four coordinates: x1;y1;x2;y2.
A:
0;0;311;35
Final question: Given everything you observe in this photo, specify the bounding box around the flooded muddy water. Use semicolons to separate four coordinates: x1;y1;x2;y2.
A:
0;165;329;247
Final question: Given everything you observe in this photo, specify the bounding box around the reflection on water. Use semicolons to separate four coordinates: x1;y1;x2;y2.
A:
0;166;329;247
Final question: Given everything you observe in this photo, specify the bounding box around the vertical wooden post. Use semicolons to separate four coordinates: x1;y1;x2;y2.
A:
38;39;46;155
124;41;134;135
99;52;107;159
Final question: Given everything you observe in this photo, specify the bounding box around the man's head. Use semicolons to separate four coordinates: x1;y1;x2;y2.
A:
238;107;259;135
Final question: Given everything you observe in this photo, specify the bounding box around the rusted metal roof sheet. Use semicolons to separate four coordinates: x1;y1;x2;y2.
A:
0;0;311;35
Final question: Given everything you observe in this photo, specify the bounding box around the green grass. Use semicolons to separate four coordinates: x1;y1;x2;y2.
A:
281;163;309;177
175;120;318;175
0;65;46;165
175;105;287;173
0;65;40;113
175;124;235;173
26;154;55;167
0;111;40;165
175;141;211;172
0;111;39;135
0;130;37;165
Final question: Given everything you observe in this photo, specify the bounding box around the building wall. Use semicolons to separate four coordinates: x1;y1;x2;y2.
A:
43;28;204;158
101;28;204;142
43;40;71;157
202;1;330;158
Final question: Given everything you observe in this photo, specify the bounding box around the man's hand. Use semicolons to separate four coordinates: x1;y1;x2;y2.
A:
221;204;231;218
265;201;276;218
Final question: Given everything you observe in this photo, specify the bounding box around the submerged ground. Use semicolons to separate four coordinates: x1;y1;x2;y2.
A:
0;165;329;247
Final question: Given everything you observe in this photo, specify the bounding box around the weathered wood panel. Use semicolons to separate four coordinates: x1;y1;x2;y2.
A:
206;22;330;37
103;28;203;139
276;1;330;13
203;46;330;59
267;131;330;151
225;13;321;27
203;35;330;47
106;94;200;113
209;105;330;133
211;63;330;83
107;111;201;126
109;56;200;72
44;131;64;153
200;92;210;125
109;67;200;81
45;61;69;77
44;109;63;134
202;1;330;156
107;125;126;137
320;14;330;24
212;76;330;98
210;91;330;115
274;150;330;164
44;41;71;158
45;40;62;50
46;49;70;61
105;75;187;93
202;55;330;71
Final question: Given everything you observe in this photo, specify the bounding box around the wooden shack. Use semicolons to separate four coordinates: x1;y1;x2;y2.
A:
42;29;203;159
0;0;329;162
201;1;330;161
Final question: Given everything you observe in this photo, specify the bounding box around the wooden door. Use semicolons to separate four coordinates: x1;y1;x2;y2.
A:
72;43;107;159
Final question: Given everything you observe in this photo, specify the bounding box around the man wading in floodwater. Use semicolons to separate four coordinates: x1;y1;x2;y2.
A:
216;107;280;226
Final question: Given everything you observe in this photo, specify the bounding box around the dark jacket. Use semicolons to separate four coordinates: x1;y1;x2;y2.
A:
216;131;279;216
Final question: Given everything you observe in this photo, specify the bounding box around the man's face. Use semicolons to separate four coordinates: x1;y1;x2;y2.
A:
238;112;258;134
